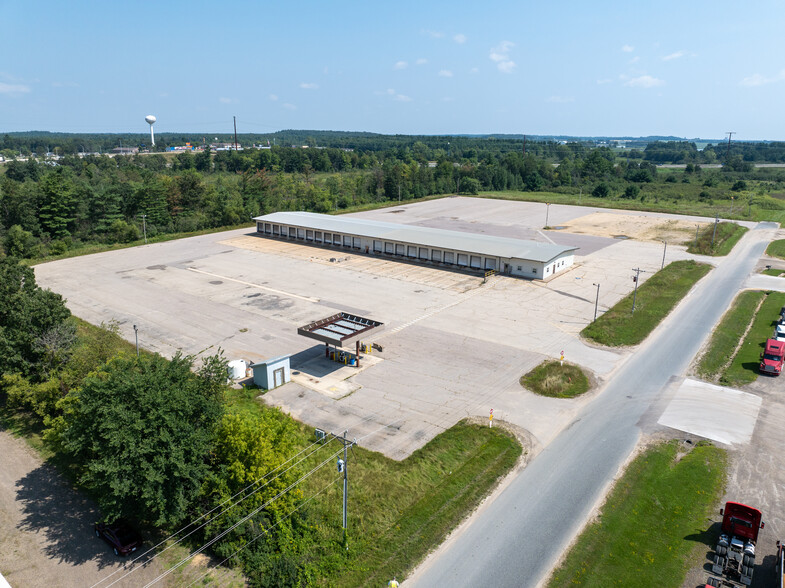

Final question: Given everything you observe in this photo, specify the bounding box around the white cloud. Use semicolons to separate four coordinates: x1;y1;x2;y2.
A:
438;69;453;77
424;29;444;38
628;56;640;64
453;33;466;44
283;103;297;110
299;82;319;90
547;96;574;103
269;94;278;101
662;50;686;61
394;94;412;102
596;78;613;84
416;58;428;65
624;75;665;88
489;41;516;73
740;69;785;86
0;82;30;94
394;60;408;70
219;97;234;104
622;44;634;52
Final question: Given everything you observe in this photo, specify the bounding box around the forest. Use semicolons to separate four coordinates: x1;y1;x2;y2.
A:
3;133;785;261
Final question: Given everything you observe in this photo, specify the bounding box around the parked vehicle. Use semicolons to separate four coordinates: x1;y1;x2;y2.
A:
776;539;784;588
94;520;142;556
760;338;785;375
710;502;764;586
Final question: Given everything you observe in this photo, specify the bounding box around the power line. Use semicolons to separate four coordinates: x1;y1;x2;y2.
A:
142;445;348;587
184;476;343;588
94;410;387;588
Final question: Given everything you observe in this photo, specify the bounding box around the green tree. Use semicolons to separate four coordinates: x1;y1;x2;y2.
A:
0;257;72;378
3;224;37;257
38;168;77;238
48;352;226;527
592;182;611;198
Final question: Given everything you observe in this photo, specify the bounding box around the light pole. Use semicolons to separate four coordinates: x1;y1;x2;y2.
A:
661;240;667;270
631;267;647;314
545;203;551;228
133;324;139;357
140;214;147;244
592;283;600;322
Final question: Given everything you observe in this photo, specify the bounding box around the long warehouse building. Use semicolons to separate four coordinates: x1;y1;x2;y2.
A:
253;211;577;279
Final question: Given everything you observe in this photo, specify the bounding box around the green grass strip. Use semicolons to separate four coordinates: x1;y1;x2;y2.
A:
520;361;590;398
761;268;785;277
722;291;785;386
582;260;712;347
696;290;765;379
766;239;785;259
549;440;726;588
300;421;522;586
686;222;748;256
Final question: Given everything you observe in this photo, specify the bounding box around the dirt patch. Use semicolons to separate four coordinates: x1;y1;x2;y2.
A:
562;212;710;244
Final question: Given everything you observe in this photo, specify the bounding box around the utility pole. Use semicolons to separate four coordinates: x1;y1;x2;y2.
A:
334;431;356;549
631;268;647;314
661;240;667;270
592;283;600;322
133;324;139;357
725;131;735;163
233;116;239;152
140;214;147;244
711;215;719;248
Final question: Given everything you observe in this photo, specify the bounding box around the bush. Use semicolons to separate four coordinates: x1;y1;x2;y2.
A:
592;182;610;198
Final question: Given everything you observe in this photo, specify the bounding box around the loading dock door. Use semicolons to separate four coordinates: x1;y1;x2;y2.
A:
484;258;497;270
443;252;455;264
315;231;322;242
457;253;469;267
470;255;481;269
333;233;341;245
385;242;394;254
419;247;428;259
323;233;332;244
431;250;442;262
306;230;314;241
395;244;405;256
343;235;352;247
373;240;383;252
288;227;296;238
352;237;361;249
407;245;417;258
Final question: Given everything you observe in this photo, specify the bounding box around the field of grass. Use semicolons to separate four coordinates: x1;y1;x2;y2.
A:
761;267;785;277
722;291;785;386
685;222;748;256
582;260;712;347
696;291;766;380
766;239;785;259
548;440;727;587
520;361;590;398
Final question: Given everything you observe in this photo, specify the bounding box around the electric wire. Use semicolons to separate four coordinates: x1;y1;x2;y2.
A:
92;435;335;588
142;445;348;587
184;476;342;588
93;411;383;588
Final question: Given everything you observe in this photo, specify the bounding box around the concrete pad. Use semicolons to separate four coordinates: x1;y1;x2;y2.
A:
290;353;384;399
745;274;785;292
657;378;762;445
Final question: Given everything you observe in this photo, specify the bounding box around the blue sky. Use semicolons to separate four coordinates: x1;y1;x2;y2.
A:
1;0;784;139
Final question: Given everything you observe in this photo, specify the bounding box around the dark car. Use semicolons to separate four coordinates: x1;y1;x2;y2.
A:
94;520;143;556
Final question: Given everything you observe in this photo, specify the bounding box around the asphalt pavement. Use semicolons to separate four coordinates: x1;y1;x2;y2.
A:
407;222;778;588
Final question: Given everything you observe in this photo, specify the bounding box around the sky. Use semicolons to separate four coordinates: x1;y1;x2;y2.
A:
1;0;785;140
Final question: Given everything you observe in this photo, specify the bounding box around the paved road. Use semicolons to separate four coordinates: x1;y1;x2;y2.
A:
408;222;778;588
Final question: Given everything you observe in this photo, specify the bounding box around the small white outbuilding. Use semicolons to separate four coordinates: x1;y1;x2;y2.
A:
251;356;291;390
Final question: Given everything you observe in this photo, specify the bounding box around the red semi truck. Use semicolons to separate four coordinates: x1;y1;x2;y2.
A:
760;338;785;375
709;502;764;586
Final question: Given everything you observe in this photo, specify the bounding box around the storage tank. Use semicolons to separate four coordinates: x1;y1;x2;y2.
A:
227;359;247;380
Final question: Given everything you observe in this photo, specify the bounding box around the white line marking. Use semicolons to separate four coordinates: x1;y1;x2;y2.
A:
187;267;320;303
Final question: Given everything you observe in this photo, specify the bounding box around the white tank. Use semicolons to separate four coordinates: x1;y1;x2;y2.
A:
227;359;247;379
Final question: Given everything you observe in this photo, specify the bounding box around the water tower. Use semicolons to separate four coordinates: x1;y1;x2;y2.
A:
145;115;157;147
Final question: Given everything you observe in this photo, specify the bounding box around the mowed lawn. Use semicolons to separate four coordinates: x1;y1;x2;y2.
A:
548;440;726;587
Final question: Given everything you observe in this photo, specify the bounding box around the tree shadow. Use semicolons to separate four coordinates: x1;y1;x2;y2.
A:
15;462;119;569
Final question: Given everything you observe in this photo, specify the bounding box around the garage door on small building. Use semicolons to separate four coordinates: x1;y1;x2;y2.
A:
251;356;291;390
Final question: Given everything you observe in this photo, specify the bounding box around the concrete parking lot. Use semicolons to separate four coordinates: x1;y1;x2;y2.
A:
34;197;739;459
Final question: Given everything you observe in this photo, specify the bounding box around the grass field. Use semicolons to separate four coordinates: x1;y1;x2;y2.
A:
686;222;748;256
766;239;785;259
548;440;727;587
520;361;590;398
721;291;785;386
761;268;785;277
582;260;712;347
696;290;766;380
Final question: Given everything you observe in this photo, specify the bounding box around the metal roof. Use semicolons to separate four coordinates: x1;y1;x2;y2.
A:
254;211;575;263
297;312;384;346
